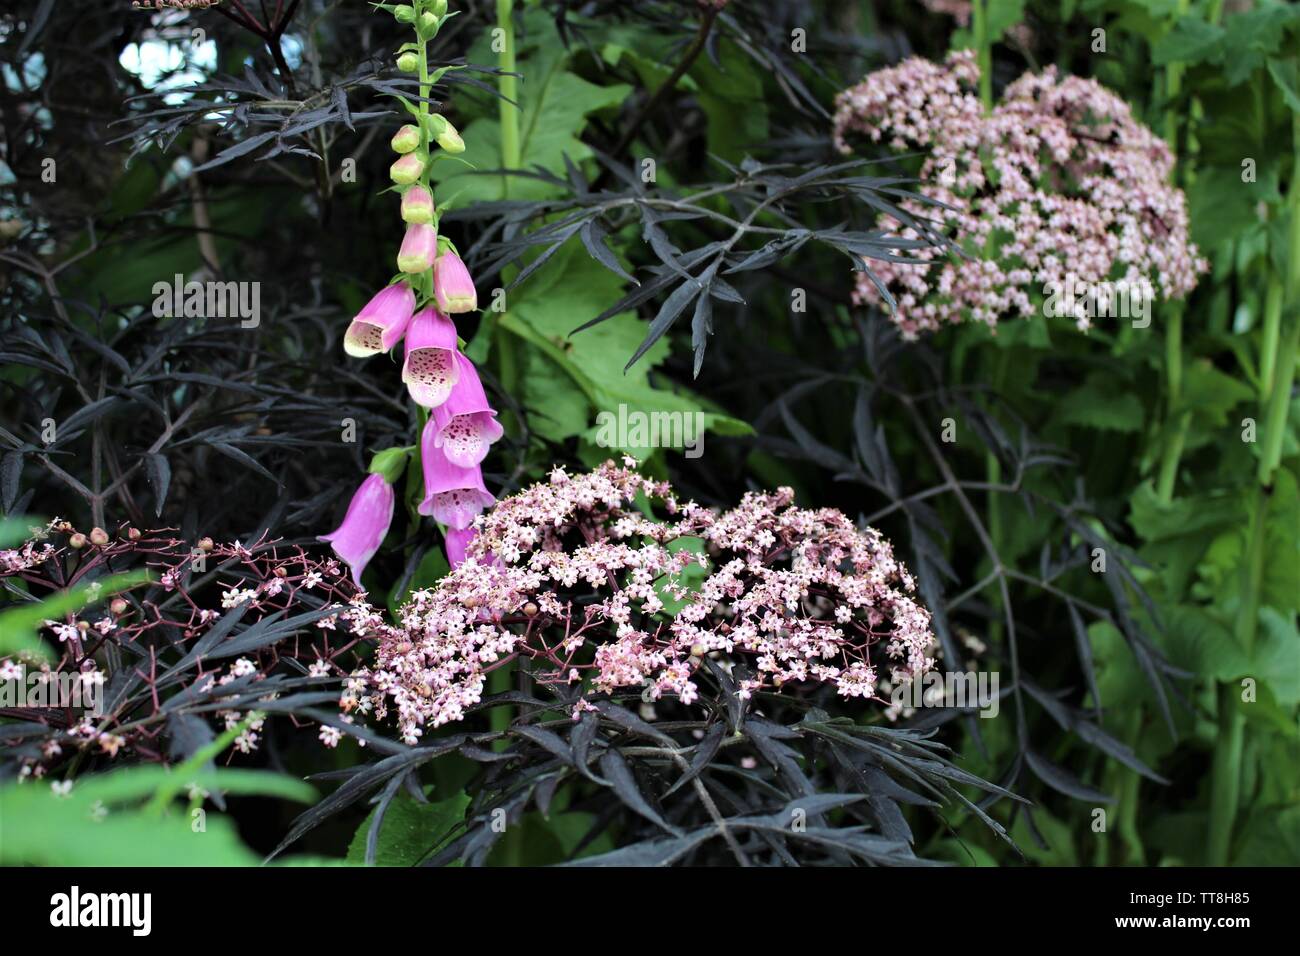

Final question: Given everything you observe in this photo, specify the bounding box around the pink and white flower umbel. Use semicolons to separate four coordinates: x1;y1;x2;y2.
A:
402;308;460;407
433;249;477;313
419;420;495;529
344;283;416;357
397;222;438;274
320;473;395;587
430;352;503;467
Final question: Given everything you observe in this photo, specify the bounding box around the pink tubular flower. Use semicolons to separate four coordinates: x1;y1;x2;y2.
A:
401;184;435;225
433;250;477;313
418;420;495;529
401;308;460;408
443;526;477;567
343;283;416;357
397;223;438;274
319;473;395;587
429;352;504;467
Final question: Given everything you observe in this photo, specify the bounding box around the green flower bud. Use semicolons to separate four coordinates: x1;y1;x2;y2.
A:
429;0;448;16
392;4;416;23
368;445;414;484
390;124;422;154
420;113;449;138
390;152;426;185
417;11;438;34
434;122;464;154
396;51;420;72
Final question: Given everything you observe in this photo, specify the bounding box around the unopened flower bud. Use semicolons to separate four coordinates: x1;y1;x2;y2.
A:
523;602;539;617
390;152;425;185
421;112;464;152
418;11;438;32
397;222;438;274
69;533;87;549
110;598;129;615
434;123;464;154
392;4;416;22
428;0;448;16
433;249;477;313
127;527;141;540
391;124;421;154
77;620;90;633
396;51;420;73
197;537;214;552
401;184;435;224
89;527;109;546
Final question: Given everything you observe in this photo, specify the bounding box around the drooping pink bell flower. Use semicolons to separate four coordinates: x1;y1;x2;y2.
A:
418;419;495;529
397;222;438;274
319;473;394;587
402;308;460;408
444;525;477;567
343;283;416;357
429;352;504;468
433;249;477;313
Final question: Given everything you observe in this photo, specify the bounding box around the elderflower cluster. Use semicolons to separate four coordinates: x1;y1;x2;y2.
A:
345;460;936;743
832;50;1206;336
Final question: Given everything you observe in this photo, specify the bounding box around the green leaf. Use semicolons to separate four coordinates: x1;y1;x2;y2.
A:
346;790;469;866
436;40;629;205
1053;375;1144;432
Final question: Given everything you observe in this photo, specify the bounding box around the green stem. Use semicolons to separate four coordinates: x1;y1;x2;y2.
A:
1206;112;1300;864
1258;278;1283;398
972;0;993;112
496;0;519;197
1156;305;1187;503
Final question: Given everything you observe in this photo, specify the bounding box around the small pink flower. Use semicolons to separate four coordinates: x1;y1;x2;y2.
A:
397;222;438;274
433;250;477;313
319;473;395;587
429;353;504;468
444;525;477;567
343;283;415;357
401;308;460;408
418;421;495;529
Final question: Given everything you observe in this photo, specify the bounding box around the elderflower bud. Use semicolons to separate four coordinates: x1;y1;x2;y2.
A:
89;527;109;546
69;533;87;549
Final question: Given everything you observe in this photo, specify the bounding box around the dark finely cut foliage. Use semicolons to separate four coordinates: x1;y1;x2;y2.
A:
3;0;1295;869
